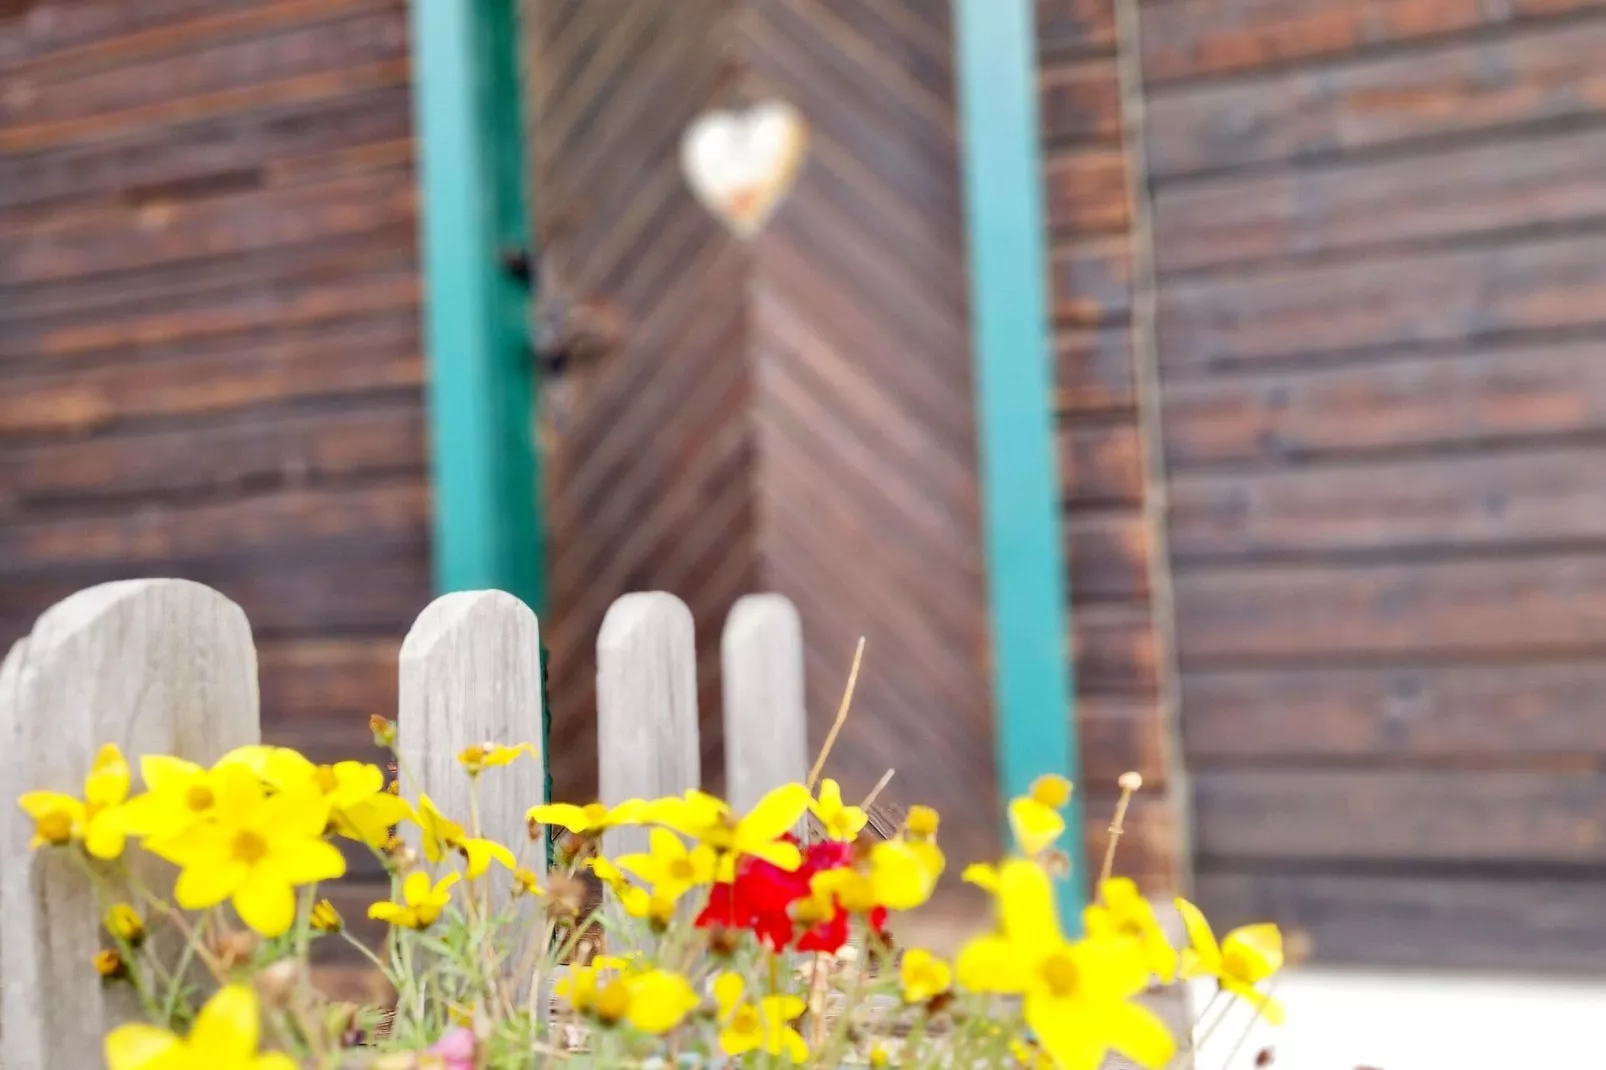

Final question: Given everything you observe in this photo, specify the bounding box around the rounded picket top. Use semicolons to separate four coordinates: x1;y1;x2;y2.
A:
397;590;545;883
597;592;699;858
722;594;807;811
0;578;260;1069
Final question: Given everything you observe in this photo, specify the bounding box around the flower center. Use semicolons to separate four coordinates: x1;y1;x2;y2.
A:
37;811;73;844
185;784;215;812
594;979;631;1024
312;765;341;795
731;1005;760;1036
668;857;696;881
1038;951;1080;998
231;829;269;864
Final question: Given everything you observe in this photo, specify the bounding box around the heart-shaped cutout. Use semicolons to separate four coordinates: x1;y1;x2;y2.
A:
680;100;808;239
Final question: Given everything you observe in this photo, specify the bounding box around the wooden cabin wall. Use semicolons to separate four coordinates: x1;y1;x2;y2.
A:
1142;0;1606;969
1036;0;1184;895
0;0;425;916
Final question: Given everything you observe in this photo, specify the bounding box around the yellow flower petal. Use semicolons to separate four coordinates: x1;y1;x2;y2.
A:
367;902;407;925
746;837;802;873
1223;923;1284;983
139;755;203;796
713;971;745;1019
1173;897;1223;976
233;876;298;937
461;837;517;879
956;933;1028;994
1027;995;1117;1070
174;860;247;910
254;1055;301;1070
961;861;1000;894
189;984;262;1063
625;969;700;1034
526;802;594;833
86;744;131;808
265;838;347;886
83;814;127;860
1223;978;1285;1025
736;783;811;846
997;859;1060;946
103;1023;182;1070
1008;796;1066;856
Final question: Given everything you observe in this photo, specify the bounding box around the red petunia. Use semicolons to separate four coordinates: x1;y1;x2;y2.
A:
695;834;871;953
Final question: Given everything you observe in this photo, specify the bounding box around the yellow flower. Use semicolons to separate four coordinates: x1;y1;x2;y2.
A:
514;867;544;897
869;838;944;910
616;827;718;901
149;764;345;937
1175;898;1284;1024
221;746;412;849
899;948;952;1004
714;972;808;1062
645;784;811;879
18;742;131;859
105;983;296;1070
1011;1039;1056;1070
309;898;343;933
528;799;647;836
587;854;629;892
869;1044;892;1069
457;742;535;775
809;779;867;841
1008;796;1066;857
103;903;145;947
620;968;700;1034
369;871;459;930
617;885;677;928
956;860;1174;1070
416;794;516;878
1085;878;1177;983
116;755;233;845
905;805;940;839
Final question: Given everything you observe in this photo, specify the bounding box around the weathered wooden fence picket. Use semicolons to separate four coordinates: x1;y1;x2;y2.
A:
0;579;1188;1069
0;579;810;1067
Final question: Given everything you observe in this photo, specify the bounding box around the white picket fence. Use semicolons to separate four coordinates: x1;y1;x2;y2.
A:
0;578;810;1068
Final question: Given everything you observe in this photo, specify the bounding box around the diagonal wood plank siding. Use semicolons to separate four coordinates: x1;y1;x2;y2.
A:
525;0;762;807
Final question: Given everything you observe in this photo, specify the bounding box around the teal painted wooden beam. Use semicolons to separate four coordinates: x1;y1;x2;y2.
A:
409;0;544;612
953;0;1086;926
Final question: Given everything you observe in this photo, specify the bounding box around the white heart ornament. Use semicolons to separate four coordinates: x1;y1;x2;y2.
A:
681;101;808;239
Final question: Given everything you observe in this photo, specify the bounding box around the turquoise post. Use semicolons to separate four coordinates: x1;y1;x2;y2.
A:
952;0;1086;927
408;0;544;612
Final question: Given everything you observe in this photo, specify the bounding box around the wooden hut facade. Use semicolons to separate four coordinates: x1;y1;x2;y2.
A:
3;0;1605;970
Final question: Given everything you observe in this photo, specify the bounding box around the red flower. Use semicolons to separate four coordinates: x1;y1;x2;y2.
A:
695;835;871;953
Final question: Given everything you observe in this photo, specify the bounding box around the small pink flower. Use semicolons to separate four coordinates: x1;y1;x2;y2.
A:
428;1027;477;1069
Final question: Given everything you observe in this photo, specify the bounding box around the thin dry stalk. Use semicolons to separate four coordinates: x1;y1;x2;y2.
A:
806;637;866;791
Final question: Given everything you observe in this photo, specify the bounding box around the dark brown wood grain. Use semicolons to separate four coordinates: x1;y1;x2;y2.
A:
1140;0;1605;83
1039;57;1121;145
1155;124;1606;274
1055;326;1135;414
1045;148;1129;236
1175;554;1606;663
1159;340;1606;467
1194;769;1606;864
1184;661;1606;759
1080;697;1170;787
1158;230;1606;372
1195;870;1606;973
1064;511;1151;603
1169;445;1606;561
1049;233;1132;325
1147;15;1606;178
1072;604;1159;694
1058;421;1145;507
1037;0;1117;53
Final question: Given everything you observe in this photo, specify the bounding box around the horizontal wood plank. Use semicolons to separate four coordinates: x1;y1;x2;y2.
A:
1160;340;1606;467
1037;0;1117;53
1147;16;1606;178
1045;147;1129;235
1184;661;1606;759
1155;123;1606;274
1086;794;1181;894
1159;230;1606;371
258;637;400;726
1058;420;1144;507
1169;445;1606;560
1050;232;1132;326
0;317;422;435
1065;510;1151;602
1176;553;1606;662
1194;769;1606;864
1072;603;1159;694
0;481;429;572
1080;697;1171;788
1055;326;1134;414
1141;0;1605;83
0;404;425;516
1039;56;1121;145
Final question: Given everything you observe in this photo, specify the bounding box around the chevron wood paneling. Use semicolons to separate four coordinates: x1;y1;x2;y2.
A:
526;0;762;806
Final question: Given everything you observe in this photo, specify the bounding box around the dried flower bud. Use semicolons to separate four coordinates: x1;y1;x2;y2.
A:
1255;1048;1276;1067
310;898;344;933
1040;848;1072;878
93;949;127;981
1118;771;1144;793
369;715;397;748
255;959;300;1009
103;903;145;947
384;837;419;873
212;928;260;970
546;872;588;918
706;925;743;958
